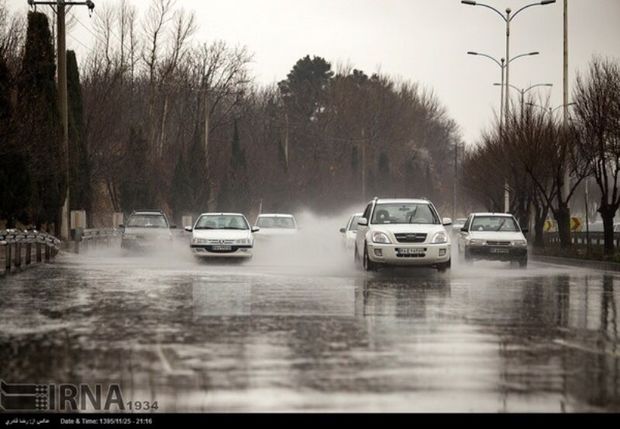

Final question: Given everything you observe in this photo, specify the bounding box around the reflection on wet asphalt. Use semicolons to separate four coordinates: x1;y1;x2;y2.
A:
0;248;619;412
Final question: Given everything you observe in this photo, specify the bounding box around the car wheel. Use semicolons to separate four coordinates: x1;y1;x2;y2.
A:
437;259;451;273
363;243;377;272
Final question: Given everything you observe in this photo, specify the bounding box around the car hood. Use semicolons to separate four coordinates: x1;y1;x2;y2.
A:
371;224;447;235
468;231;526;241
255;228;297;236
192;229;252;240
124;227;170;237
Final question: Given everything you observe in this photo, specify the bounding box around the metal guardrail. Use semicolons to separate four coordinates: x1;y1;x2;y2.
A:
74;228;122;253
544;231;620;247
0;229;61;274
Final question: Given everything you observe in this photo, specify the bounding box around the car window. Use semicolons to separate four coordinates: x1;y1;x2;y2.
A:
470;216;520;232
371;203;440;225
348;215;361;231
195;215;249;230
463;216;471;231
127;214;168;228
362;204;372;221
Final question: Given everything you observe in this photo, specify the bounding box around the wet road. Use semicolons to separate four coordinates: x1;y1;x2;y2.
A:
0;240;619;412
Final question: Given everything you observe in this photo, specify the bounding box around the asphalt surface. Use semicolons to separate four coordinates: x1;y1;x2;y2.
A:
0;235;619;412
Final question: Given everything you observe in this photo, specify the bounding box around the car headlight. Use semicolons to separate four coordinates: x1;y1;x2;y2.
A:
431;232;448;244
468;239;485;246
235;239;251;245
512;240;527;247
372;231;392;244
192;238;208;244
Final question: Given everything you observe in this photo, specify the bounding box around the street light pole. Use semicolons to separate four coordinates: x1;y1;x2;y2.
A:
462;0;556;214
500;58;505;129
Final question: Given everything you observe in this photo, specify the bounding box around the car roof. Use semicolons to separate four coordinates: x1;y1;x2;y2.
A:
199;213;246;217
470;213;515;217
373;198;431;205
132;211;166;216
257;213;295;218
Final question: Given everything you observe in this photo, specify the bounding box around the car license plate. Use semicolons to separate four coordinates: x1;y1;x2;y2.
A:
490;248;509;254
397;248;425;255
212;245;232;251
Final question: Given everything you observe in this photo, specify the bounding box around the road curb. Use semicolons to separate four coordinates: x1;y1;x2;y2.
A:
532;254;620;272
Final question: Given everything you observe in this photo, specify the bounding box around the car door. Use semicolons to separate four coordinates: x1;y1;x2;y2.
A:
356;203;373;258
458;215;472;252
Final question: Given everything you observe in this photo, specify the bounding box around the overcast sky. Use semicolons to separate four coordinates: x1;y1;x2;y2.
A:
7;0;620;144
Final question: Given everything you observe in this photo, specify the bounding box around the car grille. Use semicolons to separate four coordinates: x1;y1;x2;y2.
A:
486;241;511;246
206;239;235;245
394;233;427;243
205;246;239;253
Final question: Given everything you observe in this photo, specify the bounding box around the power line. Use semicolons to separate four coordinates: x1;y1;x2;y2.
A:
67;32;90;51
73;13;132;54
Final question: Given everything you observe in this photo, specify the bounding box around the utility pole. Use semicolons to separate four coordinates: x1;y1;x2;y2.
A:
27;0;95;241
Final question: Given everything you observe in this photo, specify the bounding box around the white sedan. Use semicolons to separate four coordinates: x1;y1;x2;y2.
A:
254;214;298;237
186;213;259;259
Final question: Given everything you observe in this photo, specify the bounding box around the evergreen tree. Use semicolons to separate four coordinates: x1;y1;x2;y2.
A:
119;127;157;213
17;12;64;232
218;120;250;213
0;54;31;227
66;50;91;216
170;151;192;223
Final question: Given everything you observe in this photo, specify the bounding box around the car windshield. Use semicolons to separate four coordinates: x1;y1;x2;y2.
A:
348;215;361;231
471;216;520;232
371;203;439;225
256;216;296;229
195;215;249;230
126;214;168;228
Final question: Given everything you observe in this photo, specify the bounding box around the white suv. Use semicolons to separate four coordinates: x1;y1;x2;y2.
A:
354;198;452;272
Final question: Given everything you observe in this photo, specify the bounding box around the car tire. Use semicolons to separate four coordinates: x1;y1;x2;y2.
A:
363;243;377;272
437;259;451;273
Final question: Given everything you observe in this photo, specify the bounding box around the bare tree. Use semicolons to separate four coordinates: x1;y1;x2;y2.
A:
573;57;620;255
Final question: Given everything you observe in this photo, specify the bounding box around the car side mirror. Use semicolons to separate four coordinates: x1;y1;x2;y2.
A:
358;218;368;226
442;218;452;226
339;228;346;233
461;227;468;232
184;226;192;232
251;226;260;233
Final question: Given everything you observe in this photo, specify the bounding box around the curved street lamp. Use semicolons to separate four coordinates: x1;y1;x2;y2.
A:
467;51;540;127
494;82;553;115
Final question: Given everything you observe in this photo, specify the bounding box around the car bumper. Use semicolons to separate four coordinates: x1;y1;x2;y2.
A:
366;243;451;266
191;245;253;258
121;239;171;251
467;245;527;261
